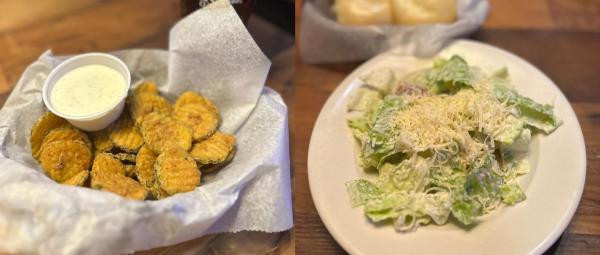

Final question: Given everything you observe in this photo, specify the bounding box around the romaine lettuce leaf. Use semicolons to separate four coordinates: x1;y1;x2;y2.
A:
426;55;475;94
500;182;526;205
451;199;482;225
346;179;382;207
359;96;404;169
494;87;562;134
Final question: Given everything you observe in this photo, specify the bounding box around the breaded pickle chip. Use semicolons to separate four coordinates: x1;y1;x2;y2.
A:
92;153;126;176
62;170;89;186
174;91;219;114
134;81;158;94
140;112;192;154
129;91;171;125
42;127;91;150
90;128;113;153
91;170;147;200
173;104;219;141
39;140;92;182
150;185;169;200
30;112;70;159
155;149;200;195
190;132;236;165
109;114;143;153
134;145;157;189
201;147;236;174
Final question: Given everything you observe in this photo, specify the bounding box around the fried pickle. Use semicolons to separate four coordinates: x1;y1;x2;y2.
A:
42;127;92;150
62;170;89;186
172;103;220;141
155;148;200;195
129;90;171;125
174;91;219;114
91;153;126;176
189;132;236;165
149;185;170;200
30;112;70;159
39;140;92;182
201;147;236;174
134;81;158;94
109;114;143;153
134;145;157;189
90;128;114;153
91;170;147;200
140;112;192;154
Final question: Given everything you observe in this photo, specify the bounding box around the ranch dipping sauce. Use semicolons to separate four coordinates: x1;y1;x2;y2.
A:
50;64;126;117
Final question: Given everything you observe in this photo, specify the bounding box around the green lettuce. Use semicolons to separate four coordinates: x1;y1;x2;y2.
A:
500;182;526;205
426;55;475;94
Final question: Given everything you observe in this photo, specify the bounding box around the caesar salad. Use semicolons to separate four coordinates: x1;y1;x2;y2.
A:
346;55;562;232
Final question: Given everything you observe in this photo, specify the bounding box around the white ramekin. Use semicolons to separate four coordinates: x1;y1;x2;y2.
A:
42;53;131;131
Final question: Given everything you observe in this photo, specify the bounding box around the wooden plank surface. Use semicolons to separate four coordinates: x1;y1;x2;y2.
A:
294;0;600;254
0;0;294;254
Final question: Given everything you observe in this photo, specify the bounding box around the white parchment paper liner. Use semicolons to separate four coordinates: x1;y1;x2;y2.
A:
300;0;489;63
0;1;292;254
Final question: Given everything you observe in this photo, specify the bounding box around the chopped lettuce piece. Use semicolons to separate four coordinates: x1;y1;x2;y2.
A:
360;68;396;93
364;193;408;222
426;55;475;94
347;87;383;112
359;96;404;169
494;87;562;134
500;182;526;205
495;115;525;145
418;192;452;225
346;179;382;207
348;117;369;143
451;199;481;225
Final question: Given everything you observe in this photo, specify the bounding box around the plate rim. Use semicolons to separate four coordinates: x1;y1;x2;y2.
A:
307;39;587;255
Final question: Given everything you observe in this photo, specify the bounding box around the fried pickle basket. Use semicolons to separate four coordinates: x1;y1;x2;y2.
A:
0;0;292;254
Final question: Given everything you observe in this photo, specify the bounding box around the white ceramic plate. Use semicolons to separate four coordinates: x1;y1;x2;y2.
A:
307;40;586;255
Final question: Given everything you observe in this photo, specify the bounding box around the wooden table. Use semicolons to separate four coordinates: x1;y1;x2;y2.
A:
0;0;293;254
294;0;600;254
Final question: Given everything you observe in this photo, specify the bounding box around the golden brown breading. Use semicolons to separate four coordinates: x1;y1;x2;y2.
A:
189;132;236;165
173;91;219;114
91;153;126;176
201;147;236;174
61;170;89;186
42;127;92;150
90;128;114;153
172;103;219;141
134;145;157;189
149;185;170;200
39;140;92;182
90;170;147;200
155;148;200;195
128;91;171;125
134;81;158;94
140;112;192;154
109;114;143;153
30;112;70;159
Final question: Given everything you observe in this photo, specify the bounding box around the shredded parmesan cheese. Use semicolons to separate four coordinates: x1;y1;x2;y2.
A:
393;89;517;164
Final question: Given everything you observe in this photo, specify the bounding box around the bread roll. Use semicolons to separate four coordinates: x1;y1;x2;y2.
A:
390;0;457;25
335;0;393;26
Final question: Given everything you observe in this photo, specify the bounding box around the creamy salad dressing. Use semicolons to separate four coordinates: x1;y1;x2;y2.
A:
51;65;126;117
